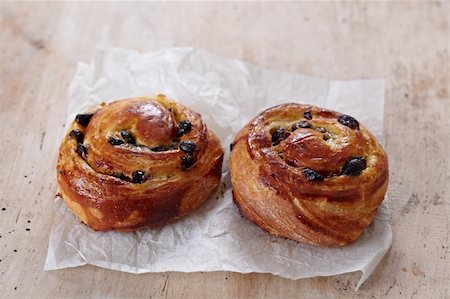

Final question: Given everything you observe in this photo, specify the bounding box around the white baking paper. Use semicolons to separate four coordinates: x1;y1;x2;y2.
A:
45;48;391;290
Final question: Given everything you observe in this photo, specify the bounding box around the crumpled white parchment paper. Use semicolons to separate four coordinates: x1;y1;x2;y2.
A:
45;48;391;290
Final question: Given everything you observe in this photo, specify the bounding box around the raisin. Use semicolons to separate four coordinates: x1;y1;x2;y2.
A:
323;132;332;140
342;157;366;176
178;128;186;136
151;145;168;152
315;127;326;133
302;168;324;181
75;113;94;127
179;141;196;154
108;137;124;146
77;143;87;159
292;121;310;130
169;140;179;150
151;141;179;152
120;130;136;144
69;129;84;143
272;128;290;145
131;171;146;183
338;114;359;129
230;143;234;151
181;154;196;170
304;110;312;120
112;172;128;180
177;120;192;137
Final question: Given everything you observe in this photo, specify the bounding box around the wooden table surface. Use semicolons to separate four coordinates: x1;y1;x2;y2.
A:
0;2;448;298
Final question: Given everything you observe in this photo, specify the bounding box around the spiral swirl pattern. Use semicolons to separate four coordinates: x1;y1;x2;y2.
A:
229;103;388;246
57;95;224;231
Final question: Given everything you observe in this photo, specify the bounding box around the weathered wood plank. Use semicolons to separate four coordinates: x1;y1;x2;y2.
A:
0;2;448;298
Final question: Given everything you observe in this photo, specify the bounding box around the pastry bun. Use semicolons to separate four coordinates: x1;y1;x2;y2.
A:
229;103;388;246
57;94;224;231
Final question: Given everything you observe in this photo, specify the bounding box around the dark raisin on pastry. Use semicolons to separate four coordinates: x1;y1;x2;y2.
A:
342;157;366;176
181;154;196;170
131;170;146;184
120;130;136;145
292;121;310;130
112;172;128;180
75;113;94;127
108;137;124;146
77;143;87;159
69;129;84;143
177;120;192;137
272;128;290;145
323;132;332;140
303;110;312;120
315;127;326;133
179;141;196;154
302;168;324;181
337;114;359;129
151;145;167;152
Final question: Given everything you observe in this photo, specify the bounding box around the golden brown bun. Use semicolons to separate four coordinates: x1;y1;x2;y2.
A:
57;94;224;231
229;103;388;246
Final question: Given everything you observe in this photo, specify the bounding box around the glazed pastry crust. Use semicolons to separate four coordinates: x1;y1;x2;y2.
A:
57;95;224;231
229;103;388;246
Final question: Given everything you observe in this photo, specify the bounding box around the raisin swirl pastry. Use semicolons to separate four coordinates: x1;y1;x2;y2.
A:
57;95;224;231
229;103;388;246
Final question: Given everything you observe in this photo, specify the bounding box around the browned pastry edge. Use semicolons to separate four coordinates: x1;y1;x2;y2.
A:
57;94;224;231
229;103;388;247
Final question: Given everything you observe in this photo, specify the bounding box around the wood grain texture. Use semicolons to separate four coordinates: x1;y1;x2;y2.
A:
0;2;448;298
